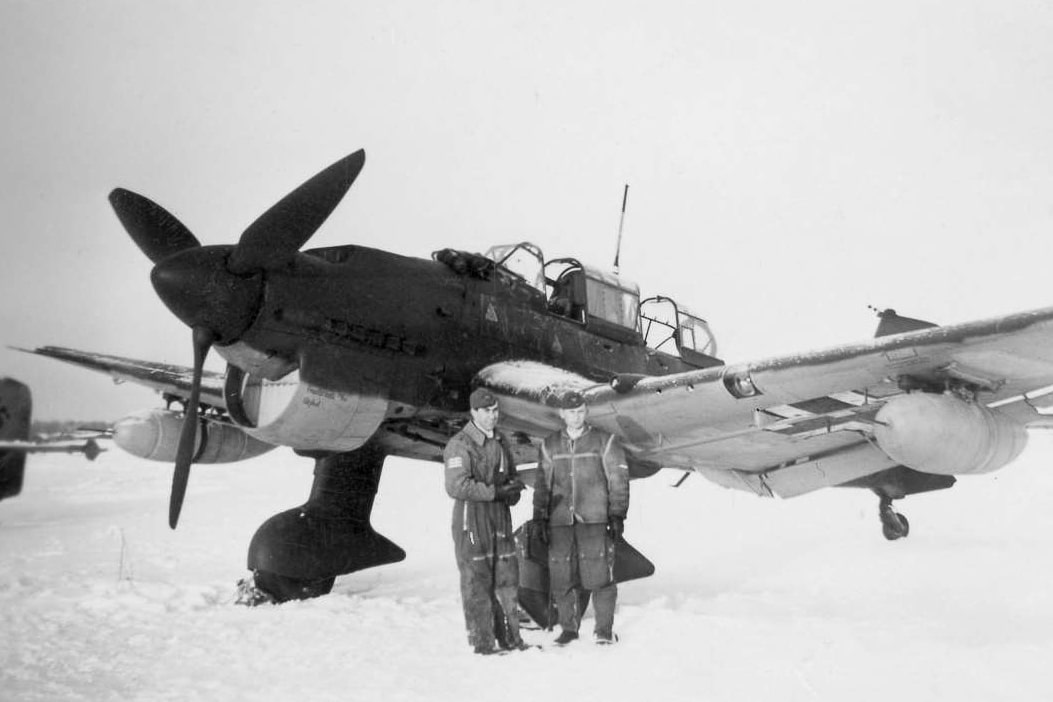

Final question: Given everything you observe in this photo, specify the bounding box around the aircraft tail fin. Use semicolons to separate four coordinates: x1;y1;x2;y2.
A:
0;378;32;501
872;308;939;338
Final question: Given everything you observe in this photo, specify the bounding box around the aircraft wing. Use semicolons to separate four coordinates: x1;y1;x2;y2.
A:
0;438;106;460
17;346;226;409
481;307;1053;497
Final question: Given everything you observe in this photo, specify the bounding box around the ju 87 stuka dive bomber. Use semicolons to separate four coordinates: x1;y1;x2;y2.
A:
24;150;1053;606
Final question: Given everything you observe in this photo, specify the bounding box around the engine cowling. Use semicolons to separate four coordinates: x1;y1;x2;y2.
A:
224;367;389;452
114;409;276;463
873;393;1027;475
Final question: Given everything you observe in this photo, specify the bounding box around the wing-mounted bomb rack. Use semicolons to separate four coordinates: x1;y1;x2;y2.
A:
759;392;887;439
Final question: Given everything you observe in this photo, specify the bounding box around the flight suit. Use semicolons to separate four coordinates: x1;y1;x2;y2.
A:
444;422;523;652
534;425;629;638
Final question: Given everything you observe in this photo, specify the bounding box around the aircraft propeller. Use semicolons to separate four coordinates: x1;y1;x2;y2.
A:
109;189;201;263
228;150;365;274
108;149;367;528
169;326;213;528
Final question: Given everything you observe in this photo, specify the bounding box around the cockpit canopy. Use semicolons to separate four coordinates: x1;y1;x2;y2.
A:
543;257;641;343
639;296;719;365
469;242;719;365
483;243;546;294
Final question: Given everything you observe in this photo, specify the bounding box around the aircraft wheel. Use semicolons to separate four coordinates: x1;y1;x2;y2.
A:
881;512;910;541
254;570;335;602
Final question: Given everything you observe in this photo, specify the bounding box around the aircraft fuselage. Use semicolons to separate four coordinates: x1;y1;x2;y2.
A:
220;244;705;418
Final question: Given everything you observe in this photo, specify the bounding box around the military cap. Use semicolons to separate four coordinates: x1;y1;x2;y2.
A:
469;387;499;409
558;390;586;409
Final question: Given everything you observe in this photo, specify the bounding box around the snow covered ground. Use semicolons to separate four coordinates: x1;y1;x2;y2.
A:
4;436;1053;702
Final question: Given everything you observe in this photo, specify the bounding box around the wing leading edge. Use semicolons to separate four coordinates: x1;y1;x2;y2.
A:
16;346;226;410
483;306;1053;497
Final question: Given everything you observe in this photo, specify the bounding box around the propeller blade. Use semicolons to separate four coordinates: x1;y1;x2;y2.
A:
169;326;214;529
109;188;201;264
227;150;365;274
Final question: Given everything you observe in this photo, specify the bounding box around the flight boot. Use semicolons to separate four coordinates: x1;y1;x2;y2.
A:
554;630;579;645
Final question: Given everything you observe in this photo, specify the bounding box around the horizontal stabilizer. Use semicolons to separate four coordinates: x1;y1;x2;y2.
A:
839;465;956;498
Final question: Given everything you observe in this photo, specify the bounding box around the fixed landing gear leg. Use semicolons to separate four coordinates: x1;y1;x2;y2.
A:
241;441;406;604
878;495;910;541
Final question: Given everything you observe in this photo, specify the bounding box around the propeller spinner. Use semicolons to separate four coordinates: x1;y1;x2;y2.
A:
108;149;367;528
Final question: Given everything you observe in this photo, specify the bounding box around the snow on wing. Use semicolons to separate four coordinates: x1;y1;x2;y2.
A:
583;307;1053;471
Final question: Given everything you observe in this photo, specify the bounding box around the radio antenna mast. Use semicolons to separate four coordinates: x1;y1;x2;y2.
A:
612;183;629;274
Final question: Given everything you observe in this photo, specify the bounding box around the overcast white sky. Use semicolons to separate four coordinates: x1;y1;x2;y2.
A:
2;1;1053;420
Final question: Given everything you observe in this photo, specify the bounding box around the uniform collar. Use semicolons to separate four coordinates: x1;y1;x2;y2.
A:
561;424;592;441
464;421;494;446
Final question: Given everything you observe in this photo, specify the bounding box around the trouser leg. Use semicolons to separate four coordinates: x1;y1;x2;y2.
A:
591;583;617;637
493;551;523;647
454;522;501;652
458;556;496;650
548;525;581;633
576;523;617;637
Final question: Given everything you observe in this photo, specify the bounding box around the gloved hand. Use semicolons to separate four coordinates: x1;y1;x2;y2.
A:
607;516;624;540
494;479;525;504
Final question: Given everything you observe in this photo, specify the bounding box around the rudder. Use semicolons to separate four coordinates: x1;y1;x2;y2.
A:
0;378;31;501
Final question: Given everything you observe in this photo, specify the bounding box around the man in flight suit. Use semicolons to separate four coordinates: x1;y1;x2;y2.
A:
444;388;527;655
533;390;629;645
